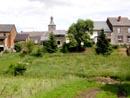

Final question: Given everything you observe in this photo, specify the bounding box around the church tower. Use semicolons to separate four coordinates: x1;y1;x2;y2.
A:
48;16;56;32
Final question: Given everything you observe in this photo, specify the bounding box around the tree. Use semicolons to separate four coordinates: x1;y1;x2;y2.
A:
44;33;58;53
62;34;78;53
68;19;93;51
96;29;112;55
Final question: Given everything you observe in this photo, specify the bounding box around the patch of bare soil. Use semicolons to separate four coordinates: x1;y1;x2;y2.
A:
118;87;127;98
75;88;101;98
91;77;119;84
75;77;127;98
118;48;127;56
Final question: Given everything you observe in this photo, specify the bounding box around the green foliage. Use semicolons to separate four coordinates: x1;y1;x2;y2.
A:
61;42;69;53
31;46;43;57
68;19;93;51
96;29;112;55
6;63;27;76
62;34;78;53
22;40;34;54
67;34;78;48
44;33;58;53
126;46;130;56
81;33;93;47
112;45;119;50
14;42;23;52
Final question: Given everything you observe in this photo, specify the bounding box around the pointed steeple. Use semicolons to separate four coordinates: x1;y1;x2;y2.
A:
48;16;56;32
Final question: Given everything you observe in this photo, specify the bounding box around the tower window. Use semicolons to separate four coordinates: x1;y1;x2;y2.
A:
57;41;60;45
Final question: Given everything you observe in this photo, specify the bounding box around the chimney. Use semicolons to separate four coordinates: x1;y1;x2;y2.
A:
117;16;121;22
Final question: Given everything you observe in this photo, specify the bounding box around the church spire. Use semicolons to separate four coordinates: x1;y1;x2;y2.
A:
48;16;56;32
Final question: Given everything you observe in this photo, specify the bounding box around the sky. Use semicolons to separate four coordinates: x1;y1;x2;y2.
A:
0;0;130;32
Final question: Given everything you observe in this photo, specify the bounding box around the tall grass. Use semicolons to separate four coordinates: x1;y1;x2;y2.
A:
0;48;130;97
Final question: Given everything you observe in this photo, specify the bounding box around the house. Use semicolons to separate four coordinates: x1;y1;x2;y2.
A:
92;21;111;43
14;33;30;43
0;24;17;52
107;16;130;45
22;31;44;44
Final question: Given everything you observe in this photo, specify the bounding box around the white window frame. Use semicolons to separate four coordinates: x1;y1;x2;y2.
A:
128;28;130;33
117;28;121;33
128;37;130;42
118;36;123;43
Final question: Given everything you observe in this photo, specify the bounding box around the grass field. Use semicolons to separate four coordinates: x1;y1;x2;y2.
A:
0;48;130;98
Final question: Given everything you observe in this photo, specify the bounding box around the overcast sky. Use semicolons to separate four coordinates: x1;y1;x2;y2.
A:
0;0;130;32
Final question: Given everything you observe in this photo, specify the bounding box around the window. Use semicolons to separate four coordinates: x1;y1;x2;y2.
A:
117;28;121;33
34;40;38;44
118;36;123;43
57;41;60;45
3;33;6;36
127;36;130;42
128;28;130;33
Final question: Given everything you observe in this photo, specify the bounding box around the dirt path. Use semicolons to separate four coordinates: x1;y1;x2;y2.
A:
75;77;127;98
75;88;101;98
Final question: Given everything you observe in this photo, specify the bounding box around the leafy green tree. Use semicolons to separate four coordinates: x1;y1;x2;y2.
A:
96;29;112;55
62;34;78;53
68;19;93;51
44;33;58;53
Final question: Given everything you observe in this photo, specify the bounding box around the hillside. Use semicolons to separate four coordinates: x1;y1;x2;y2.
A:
0;48;130;98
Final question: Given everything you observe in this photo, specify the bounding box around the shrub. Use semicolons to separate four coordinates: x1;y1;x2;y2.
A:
61;42;69;53
14;42;23;52
22;40;34;55
112;45;119;50
31;46;43;57
6;63;27;76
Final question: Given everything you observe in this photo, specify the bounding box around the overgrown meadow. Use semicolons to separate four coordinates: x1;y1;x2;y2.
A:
0;48;130;98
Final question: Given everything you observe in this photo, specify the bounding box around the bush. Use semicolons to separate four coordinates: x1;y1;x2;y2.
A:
23;40;34;54
61;42;69;53
31;46;43;57
14;42;23;52
112;45;119;50
6;63;27;76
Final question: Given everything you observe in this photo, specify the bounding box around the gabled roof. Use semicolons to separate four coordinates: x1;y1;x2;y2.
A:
94;21;111;32
41;32;50;41
0;24;14;32
15;34;29;42
21;31;45;37
53;30;67;35
107;16;130;26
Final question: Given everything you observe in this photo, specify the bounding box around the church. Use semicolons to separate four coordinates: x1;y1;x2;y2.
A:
22;16;67;47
